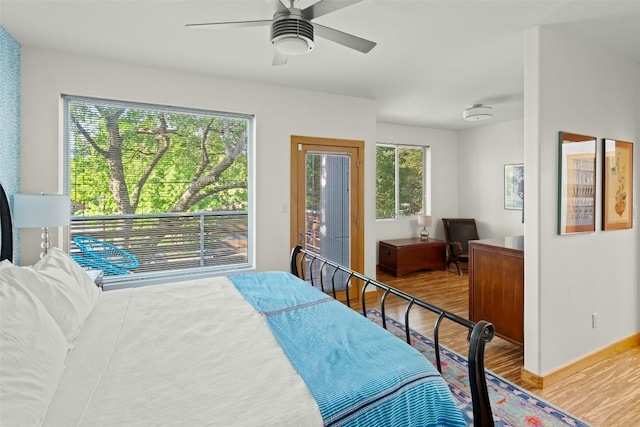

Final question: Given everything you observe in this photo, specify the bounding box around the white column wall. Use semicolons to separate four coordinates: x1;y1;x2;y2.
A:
19;47;378;276
524;27;639;375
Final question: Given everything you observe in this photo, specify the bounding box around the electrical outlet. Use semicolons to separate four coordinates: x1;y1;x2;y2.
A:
592;313;598;329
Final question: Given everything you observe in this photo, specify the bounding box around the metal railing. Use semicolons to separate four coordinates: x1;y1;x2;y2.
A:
69;211;248;275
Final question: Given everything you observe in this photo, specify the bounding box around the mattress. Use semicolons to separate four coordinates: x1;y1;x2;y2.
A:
43;271;465;427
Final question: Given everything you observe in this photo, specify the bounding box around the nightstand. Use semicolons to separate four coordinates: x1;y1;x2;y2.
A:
86;269;104;289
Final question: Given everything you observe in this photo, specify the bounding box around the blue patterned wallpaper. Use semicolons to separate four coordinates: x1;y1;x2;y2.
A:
0;25;21;261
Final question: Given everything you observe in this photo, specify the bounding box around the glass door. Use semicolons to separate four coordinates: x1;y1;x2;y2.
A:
305;152;350;291
290;136;364;298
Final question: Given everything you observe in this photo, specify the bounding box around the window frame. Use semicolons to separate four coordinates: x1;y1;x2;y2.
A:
62;95;255;288
375;143;430;220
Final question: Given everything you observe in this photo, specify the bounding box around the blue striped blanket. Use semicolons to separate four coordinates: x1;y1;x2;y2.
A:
229;271;465;427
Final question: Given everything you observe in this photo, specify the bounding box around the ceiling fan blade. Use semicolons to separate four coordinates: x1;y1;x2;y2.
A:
302;0;363;20
265;0;289;15
185;20;272;30
313;23;376;53
272;50;288;66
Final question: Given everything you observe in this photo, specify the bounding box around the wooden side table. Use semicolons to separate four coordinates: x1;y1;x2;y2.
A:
378;238;447;277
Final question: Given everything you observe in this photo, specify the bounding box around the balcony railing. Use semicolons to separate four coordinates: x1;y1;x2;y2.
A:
69;211;248;275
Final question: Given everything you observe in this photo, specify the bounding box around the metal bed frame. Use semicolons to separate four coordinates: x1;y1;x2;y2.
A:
290;245;495;427
0;184;13;262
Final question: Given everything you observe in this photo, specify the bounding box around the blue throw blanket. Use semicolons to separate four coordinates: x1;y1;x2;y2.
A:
230;271;465;427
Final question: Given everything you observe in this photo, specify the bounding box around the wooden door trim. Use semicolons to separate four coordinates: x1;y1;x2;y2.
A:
290;135;364;276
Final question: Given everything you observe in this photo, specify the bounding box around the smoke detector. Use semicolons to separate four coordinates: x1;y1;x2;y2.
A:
463;104;493;121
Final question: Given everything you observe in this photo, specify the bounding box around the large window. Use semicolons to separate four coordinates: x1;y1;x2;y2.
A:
63;96;253;285
376;144;427;219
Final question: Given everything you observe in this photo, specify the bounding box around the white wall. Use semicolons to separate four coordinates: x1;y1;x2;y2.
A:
375;122;458;246
19;47;378;276
375;119;525;260
524;27;639;375
458;119;525;238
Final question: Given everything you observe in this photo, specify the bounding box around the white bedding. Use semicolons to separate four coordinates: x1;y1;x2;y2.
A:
43;277;323;427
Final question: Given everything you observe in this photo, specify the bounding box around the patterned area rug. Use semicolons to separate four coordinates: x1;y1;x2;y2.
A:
366;309;591;427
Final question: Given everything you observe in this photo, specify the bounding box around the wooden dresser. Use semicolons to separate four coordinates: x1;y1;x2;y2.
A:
468;236;524;347
378;238;446;277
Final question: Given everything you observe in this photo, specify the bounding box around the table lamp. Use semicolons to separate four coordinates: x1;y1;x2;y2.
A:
418;215;432;241
13;193;71;258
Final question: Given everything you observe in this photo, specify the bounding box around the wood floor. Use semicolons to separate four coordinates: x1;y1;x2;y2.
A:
352;267;640;427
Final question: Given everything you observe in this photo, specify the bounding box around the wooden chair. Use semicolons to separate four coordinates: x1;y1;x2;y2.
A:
441;218;479;275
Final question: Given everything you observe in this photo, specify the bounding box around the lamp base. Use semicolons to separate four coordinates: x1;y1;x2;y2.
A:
420;227;430;241
40;226;50;259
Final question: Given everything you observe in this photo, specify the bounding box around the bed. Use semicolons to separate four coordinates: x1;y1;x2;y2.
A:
0;186;494;426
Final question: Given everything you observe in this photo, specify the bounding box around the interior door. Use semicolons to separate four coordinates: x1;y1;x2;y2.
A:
290;135;364;299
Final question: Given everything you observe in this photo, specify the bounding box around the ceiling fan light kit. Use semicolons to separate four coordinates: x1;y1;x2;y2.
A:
186;0;376;65
271;17;314;55
463;104;493;121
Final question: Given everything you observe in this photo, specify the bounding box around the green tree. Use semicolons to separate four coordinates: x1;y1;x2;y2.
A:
376;145;424;219
69;102;248;216
398;147;424;216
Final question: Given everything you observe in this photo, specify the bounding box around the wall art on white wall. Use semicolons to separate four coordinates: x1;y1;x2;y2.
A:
557;132;596;235
504;163;524;210
602;139;633;230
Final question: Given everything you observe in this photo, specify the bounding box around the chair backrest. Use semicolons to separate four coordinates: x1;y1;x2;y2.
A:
73;236;139;274
442;218;479;254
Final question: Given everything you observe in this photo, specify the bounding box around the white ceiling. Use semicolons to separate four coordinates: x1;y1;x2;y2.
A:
1;0;639;130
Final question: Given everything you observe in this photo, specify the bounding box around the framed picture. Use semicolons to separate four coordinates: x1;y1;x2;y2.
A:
504;163;524;210
602;139;633;230
557;132;596;235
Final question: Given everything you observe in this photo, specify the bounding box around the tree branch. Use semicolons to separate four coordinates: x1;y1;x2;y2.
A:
184;182;248;208
130;113;172;209
193;119;214;183
171;122;247;212
71;115;109;157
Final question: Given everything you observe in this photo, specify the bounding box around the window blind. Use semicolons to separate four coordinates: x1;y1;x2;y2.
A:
62;95;254;286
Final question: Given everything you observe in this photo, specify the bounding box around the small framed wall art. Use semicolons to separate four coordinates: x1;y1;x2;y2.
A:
602;139;633;230
557;132;596;235
504;163;524;210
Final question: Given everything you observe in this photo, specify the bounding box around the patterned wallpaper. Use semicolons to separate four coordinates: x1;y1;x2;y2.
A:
0;25;21;261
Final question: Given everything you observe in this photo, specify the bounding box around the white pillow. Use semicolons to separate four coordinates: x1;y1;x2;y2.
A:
0;259;12;271
0;274;70;426
2;248;101;341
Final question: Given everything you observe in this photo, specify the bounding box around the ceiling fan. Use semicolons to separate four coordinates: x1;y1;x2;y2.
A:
186;0;376;66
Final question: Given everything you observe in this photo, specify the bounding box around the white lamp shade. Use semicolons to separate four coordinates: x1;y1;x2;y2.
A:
418;215;432;227
13;194;71;228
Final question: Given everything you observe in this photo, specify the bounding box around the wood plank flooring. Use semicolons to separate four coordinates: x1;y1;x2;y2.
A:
351;267;640;427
